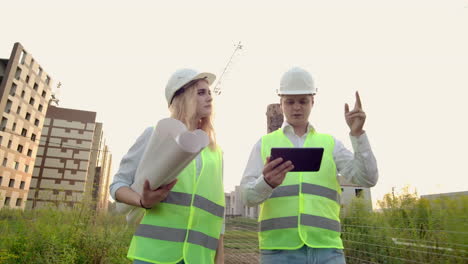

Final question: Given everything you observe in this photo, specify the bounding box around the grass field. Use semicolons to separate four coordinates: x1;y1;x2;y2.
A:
1;190;466;264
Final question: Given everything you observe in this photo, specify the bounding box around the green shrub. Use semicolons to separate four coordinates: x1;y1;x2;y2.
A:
0;202;135;264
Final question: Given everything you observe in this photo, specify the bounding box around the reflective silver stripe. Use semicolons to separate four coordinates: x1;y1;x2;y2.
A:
270;185;299;198
268;184;340;203
187;230;219;250
135;224;186;242
301;183;340;204
162;193;225;217
162;192;192;206
135;224;219;250
260;216;298;231
300;214;341;232
260;214;341;233
193;195;224;217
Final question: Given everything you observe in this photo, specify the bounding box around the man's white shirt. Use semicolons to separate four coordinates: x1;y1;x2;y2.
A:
240;122;379;207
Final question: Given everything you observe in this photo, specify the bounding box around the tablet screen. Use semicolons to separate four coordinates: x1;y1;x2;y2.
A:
270;147;324;172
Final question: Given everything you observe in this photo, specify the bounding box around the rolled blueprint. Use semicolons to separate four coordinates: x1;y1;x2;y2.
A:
115;118;209;223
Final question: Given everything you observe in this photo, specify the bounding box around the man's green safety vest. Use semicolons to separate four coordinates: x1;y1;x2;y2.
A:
260;129;343;249
128;147;225;264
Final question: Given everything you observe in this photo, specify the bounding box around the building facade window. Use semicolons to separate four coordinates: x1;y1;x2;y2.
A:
16;106;21;114
355;188;363;197
17;144;23;153
14;161;19;170
21;90;25;98
34;119;40;126
31;133;36;141
21;128;27;137
20;51;26;64
16;198;22;207
9;179;15;187
20;181;25;189
29;98;35;106
27;149;32;157
25;164;29;172
15;67;22;80
2;158;6;166
0;117;7;131
4;197;10;206
10;83;17;96
7;140;12;148
12;122;16;132
5;100;12;113
25;112;31;120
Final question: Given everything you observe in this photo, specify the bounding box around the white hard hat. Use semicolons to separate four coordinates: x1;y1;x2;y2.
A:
277;67;317;95
165;68;216;105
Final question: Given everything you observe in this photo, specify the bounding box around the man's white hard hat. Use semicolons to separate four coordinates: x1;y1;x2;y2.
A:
165;68;216;105
277;67;317;95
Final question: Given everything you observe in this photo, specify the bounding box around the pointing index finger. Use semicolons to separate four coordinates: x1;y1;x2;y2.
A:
355;91;363;110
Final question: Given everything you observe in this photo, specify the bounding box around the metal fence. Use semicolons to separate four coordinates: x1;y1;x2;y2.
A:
224;216;468;264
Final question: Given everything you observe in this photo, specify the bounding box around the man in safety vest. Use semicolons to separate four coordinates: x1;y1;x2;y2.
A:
240;67;379;264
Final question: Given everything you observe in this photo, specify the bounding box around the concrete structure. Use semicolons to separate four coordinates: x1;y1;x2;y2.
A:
421;191;467;200
87;122;112;211
0;43;53;209
26;106;112;211
226;186;259;219
266;104;283;134
339;177;372;212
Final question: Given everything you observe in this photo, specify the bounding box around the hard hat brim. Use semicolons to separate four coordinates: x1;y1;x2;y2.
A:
191;72;216;86
277;90;316;95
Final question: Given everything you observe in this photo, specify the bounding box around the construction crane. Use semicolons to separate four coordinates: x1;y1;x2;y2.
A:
213;41;243;96
49;81;61;106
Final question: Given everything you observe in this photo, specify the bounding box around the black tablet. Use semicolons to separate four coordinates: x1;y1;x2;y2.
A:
270;147;324;172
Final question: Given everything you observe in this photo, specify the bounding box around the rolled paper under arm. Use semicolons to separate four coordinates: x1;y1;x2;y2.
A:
115;118;209;223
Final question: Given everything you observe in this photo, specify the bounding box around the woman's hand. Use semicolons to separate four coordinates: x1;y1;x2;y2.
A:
140;179;178;209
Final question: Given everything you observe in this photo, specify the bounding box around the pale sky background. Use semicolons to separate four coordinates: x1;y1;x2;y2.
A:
2;0;467;207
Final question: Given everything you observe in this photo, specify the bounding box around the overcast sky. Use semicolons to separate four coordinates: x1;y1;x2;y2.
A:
2;0;467;206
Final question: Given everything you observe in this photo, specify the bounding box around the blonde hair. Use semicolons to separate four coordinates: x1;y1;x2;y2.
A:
169;79;217;149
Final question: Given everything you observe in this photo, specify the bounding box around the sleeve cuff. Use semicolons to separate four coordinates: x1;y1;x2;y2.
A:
254;175;274;196
350;132;371;152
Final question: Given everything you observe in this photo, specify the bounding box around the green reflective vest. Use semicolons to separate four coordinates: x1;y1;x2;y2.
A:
128;147;225;264
259;129;343;250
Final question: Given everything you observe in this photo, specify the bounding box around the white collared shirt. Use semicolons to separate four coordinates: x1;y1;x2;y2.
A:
240;122;379;207
109;126;225;233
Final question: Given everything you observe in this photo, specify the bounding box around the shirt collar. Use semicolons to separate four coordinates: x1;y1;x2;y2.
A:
281;122;315;136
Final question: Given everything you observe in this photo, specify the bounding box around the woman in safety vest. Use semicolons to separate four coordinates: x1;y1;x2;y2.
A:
110;68;225;264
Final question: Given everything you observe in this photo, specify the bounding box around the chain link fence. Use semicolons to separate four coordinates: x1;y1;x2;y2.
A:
224;215;468;264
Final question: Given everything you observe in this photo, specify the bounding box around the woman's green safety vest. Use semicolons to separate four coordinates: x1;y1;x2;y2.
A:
128;147;225;264
260;129;343;250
